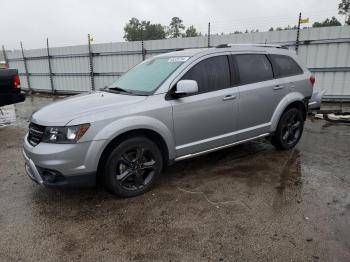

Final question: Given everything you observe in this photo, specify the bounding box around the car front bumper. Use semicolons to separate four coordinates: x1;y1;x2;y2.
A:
23;149;44;185
23;133;106;188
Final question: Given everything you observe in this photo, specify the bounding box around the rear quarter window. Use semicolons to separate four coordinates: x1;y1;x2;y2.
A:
269;54;303;77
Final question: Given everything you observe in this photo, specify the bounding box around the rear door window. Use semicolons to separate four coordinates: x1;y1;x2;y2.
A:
181;55;230;93
235;54;273;84
269;54;303;77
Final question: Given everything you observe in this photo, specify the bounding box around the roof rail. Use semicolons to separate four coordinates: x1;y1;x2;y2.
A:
215;43;288;49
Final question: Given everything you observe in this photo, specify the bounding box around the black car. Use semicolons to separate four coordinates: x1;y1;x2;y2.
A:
0;68;25;107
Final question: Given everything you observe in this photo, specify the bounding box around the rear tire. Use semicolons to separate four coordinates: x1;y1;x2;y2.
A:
271;107;304;150
103;136;163;197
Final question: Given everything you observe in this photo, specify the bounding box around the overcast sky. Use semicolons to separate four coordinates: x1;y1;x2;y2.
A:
1;0;343;50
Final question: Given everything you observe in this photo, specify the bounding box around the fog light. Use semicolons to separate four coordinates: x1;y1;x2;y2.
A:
41;170;59;183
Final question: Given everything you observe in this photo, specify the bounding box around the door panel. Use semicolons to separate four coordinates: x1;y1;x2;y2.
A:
172;87;239;156
237;79;285;140
233;54;286;140
171;55;239;157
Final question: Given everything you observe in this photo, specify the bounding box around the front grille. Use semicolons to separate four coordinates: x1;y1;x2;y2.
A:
28;123;45;146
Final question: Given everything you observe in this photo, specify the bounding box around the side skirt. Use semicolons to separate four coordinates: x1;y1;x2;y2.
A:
174;133;270;162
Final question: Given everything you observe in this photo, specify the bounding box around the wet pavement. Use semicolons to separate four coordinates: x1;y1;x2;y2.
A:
0;95;349;261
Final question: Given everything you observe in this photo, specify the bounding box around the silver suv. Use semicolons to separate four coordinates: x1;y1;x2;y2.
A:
23;44;314;197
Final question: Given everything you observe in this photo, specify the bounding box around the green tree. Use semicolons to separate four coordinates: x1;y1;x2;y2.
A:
339;0;350;25
268;27;274;31
142;22;167;40
312;17;342;27
168;17;185;38
123;18;166;41
185;25;200;37
123;18;142;41
283;25;298;30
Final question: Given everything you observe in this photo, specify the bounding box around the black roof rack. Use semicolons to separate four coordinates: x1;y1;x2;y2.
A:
216;44;230;48
215;43;288;49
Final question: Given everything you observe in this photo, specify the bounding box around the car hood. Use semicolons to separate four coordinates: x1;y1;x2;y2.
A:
31;91;147;126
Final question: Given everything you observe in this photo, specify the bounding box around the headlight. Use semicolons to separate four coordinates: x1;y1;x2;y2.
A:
42;123;90;144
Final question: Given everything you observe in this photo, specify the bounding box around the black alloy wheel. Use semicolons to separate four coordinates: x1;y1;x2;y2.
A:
116;147;157;190
281;112;302;145
103;136;163;197
272;107;304;150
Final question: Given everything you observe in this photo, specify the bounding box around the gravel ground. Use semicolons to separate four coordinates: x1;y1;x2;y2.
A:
0;95;349;261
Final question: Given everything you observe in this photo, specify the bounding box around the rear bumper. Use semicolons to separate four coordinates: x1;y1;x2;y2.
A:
0;92;26;107
308;90;325;111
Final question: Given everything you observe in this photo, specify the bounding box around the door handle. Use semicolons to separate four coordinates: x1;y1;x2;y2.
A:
273;85;285;90
222;94;237;101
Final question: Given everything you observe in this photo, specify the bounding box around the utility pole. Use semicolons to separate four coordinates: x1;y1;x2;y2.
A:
295;12;302;54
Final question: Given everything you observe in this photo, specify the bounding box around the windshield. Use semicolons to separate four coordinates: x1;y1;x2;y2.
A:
108;57;188;95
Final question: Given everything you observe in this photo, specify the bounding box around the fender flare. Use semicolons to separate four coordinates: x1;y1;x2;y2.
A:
270;92;305;132
94;116;176;160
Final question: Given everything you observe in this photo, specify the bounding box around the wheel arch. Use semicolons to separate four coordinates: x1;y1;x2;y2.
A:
285;100;307;120
96;128;171;182
270;92;307;132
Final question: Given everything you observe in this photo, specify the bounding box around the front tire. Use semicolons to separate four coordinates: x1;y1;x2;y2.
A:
103;136;163;197
271;107;304;150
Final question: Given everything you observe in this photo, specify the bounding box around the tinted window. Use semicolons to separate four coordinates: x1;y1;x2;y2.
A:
270;55;303;77
181;56;230;93
235;54;273;84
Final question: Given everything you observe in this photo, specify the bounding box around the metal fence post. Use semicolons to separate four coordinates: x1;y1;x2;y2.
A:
2;45;9;68
295;12;302;54
46;38;55;94
141;28;146;61
208;22;211;47
141;39;146;61
20;42;32;92
88;34;95;91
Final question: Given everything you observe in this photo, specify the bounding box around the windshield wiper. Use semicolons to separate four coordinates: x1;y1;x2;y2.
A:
102;86;149;96
106;86;133;94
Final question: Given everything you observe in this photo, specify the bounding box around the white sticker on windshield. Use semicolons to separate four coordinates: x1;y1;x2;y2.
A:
168;57;189;63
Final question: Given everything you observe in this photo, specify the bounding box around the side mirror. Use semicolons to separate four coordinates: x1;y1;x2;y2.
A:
174;80;198;98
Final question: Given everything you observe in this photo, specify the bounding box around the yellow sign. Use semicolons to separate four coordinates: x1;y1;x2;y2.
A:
300;18;309;24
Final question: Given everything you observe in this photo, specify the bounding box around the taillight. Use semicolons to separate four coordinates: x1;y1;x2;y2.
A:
309;75;315;87
13;74;21;89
